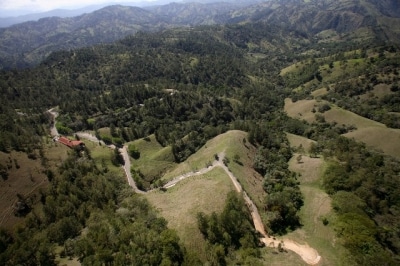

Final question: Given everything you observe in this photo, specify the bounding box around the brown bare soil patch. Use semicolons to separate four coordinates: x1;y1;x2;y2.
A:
0;141;68;230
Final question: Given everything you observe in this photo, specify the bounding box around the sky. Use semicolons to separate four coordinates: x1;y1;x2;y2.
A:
0;0;156;13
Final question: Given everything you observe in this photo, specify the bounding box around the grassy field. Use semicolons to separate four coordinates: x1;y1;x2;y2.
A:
145;167;234;261
344;127;400;159
359;83;393;100
286;133;316;154
324;106;400;159
284;98;318;123
280;61;305;76
83;139;122;175
287;135;347;266
129;134;176;186
161;130;266;208
323;105;385;129
284;98;400;159
311;87;329;98
145;130;313;264
97;127;111;138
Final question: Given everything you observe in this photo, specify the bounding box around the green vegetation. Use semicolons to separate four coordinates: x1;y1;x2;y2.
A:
320;137;400;265
287;134;347;265
0;149;185;265
1;0;400;264
197;191;262;265
129;135;176;189
145;167;234;263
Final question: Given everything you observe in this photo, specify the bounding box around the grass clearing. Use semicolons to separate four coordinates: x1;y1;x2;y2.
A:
98;127;111;138
286;133;316;154
324;106;400;159
311;87;329;98
261;248;308;266
359;83;393;100
324;105;385;129
288;152;345;266
145;167;234;261
284;98;317;123
280;61;305;76
84;140;122;174
161;130;265;208
129;135;176;185
286;134;347;265
345;127;400;159
285;99;400;159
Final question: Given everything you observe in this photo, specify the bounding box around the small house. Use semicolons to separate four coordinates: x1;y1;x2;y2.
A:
58;136;85;149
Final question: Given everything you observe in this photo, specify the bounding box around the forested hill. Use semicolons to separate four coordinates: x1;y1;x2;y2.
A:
1;1;400;265
0;22;308;264
0;22;307;154
1;0;400;69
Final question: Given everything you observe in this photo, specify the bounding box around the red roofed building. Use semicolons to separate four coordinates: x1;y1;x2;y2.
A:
58;136;85;149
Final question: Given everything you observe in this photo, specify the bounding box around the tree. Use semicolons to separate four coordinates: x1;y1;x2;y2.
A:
128;144;140;159
111;147;124;166
296;154;303;164
309;142;318;158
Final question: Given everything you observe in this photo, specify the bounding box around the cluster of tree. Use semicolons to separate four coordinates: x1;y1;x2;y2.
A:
319;135;400;265
0;105;49;153
248;117;303;234
286;45;400;129
285;109;400;264
0;23;305;163
0;148;186;265
1;16;399;264
197;191;262;265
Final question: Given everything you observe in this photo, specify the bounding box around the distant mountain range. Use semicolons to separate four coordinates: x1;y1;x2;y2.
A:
0;1;178;26
0;0;260;27
0;5;109;28
0;0;399;69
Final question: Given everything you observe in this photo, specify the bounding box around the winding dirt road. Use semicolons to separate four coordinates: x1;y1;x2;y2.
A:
47;108;59;137
49;111;321;265
75;133;321;265
148;149;320;265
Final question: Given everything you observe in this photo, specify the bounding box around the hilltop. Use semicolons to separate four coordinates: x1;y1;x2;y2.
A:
0;0;399;69
0;0;400;265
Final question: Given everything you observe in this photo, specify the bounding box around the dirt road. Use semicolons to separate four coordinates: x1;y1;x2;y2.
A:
160;152;321;265
119;146;145;194
50;112;320;264
47;108;59;137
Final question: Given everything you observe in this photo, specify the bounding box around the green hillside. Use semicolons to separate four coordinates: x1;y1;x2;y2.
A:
1;1;400;265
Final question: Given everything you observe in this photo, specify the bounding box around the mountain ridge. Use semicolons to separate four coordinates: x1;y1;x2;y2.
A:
0;0;399;69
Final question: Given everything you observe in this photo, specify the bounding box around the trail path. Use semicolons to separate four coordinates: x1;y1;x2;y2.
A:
51;111;321;265
47;108;59;137
156;151;321;265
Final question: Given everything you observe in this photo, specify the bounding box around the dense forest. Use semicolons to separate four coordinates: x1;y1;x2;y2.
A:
1;1;400;264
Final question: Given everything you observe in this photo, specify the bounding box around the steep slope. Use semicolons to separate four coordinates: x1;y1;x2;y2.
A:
1;0;399;69
0;5;167;69
233;0;400;43
144;2;238;25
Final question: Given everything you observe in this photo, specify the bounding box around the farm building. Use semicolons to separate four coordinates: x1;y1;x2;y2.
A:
57;136;85;149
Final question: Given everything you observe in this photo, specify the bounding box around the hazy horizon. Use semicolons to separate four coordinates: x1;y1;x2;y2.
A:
0;0;165;17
